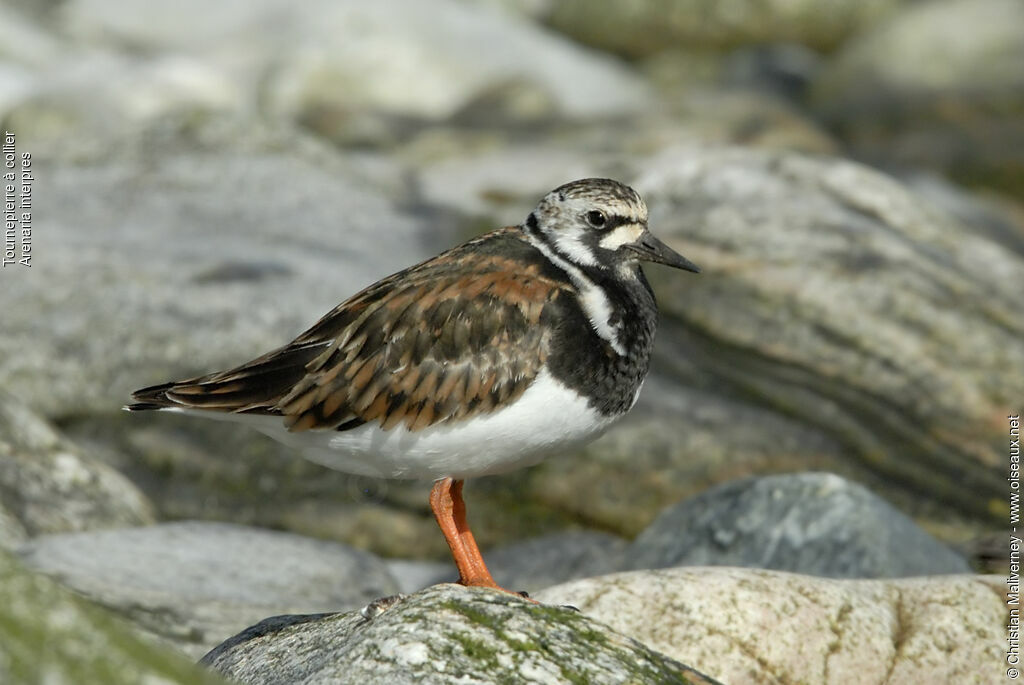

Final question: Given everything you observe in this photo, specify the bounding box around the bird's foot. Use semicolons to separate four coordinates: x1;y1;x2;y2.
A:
458;576;538;604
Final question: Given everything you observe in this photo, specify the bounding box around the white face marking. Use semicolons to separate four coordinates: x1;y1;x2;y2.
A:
523;231;626;356
599;224;644;251
550;226;598;267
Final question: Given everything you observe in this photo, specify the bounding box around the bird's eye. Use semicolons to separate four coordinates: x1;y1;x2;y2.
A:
585;210;607;228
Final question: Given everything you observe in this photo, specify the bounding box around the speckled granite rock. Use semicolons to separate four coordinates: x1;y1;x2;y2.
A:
628;472;970;577
201;584;721;684
18;522;399;657
0;390;154;545
0;548;226;685
536;568;1005;685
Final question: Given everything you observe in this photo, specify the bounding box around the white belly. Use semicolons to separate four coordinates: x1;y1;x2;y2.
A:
184;369;622;480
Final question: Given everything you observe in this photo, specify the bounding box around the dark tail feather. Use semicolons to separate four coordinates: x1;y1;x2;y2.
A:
125;341;329;414
125;382;179;411
124;402;170;412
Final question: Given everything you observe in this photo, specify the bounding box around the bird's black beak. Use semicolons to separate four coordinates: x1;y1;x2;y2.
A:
628;232;701;273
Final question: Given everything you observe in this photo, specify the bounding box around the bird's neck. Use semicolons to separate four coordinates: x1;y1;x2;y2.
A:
521;225;656;359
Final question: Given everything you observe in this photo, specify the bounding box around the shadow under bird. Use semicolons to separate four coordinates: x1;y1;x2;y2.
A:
127;178;700;595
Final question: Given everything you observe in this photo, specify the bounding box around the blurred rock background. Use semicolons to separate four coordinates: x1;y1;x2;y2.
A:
0;0;1019;680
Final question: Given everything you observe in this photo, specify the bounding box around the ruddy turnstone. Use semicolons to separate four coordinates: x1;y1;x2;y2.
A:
128;178;699;594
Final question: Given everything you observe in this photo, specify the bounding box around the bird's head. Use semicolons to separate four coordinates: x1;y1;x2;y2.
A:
524;178;700;276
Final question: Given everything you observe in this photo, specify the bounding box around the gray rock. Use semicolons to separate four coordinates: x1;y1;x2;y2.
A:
413;93;835;218
0;547;226;685
0;4;63;69
901;172;1024;258
537;0;900;57
3;120;428;418
52;0;651;138
73;410;458;561
75;407;584;565
18;522;399;657
524;146;1019;547
812;0;1024;195
8;51;240;146
628;473;970;577
201;584;720;684
633;146;1020;524
487;531;630;596
382;530;630;597
527;374;850;537
0;3;239;145
2;116;450;560
417;143;1018;548
536;568;1006;685
0;390;154;541
264;0;653;127
384;559;453;594
0;506;28;552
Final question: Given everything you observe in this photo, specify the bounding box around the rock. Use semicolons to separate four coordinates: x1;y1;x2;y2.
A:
418;145;1018;545
0;506;28;552
631;146;1019;526
416;145;605;220
486;531;630;596
812;0;1024;195
0;117;448;561
0;2;240;145
0;3;63;69
55;0;651;140
265;0;653;132
0;547;226;685
18;522;399;657
70;407;588;564
202;584;720;684
628;472;970;577
2;120;428;419
0;390;154;540
536;568;1005;685
413;91;835;219
537;0;901;57
3;50;240;146
523;146;1019;546
901;172;1024;258
385;559;453;594
528;375;850;537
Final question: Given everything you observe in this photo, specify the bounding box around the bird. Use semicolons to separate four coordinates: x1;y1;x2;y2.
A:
127;178;700;595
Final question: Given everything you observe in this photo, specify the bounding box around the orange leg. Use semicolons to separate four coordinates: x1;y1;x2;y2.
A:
430;477;520;594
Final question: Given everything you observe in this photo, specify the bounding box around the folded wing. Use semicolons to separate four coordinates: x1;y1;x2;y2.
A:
129;230;570;433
